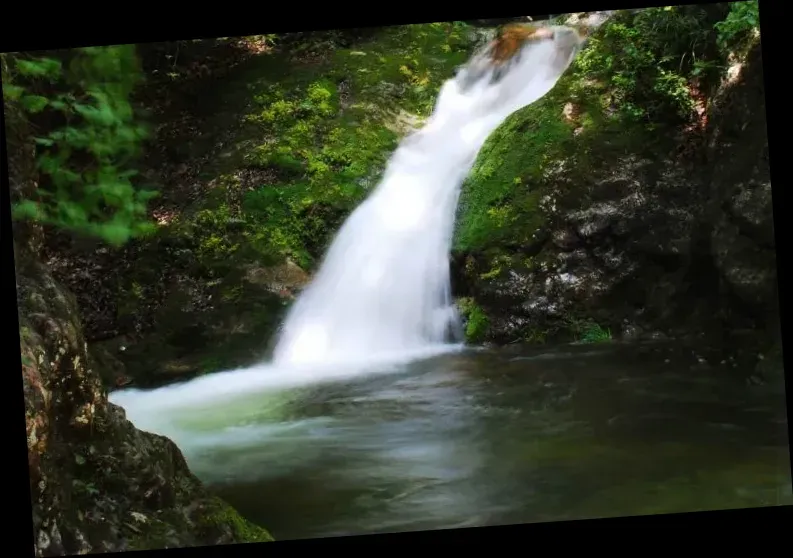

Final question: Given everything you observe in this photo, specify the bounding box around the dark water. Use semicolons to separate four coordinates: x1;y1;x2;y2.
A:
184;341;790;540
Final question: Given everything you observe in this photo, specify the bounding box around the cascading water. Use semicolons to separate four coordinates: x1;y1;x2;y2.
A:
272;25;585;367
109;25;585;425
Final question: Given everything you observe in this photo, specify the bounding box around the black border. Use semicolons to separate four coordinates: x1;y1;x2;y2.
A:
1;0;789;555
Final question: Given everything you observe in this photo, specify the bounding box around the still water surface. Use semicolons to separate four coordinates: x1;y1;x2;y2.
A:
141;341;791;539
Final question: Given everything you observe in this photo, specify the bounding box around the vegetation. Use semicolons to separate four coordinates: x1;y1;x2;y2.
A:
456;4;735;256
452;2;761;342
457;297;491;343
233;23;475;268
8;3;778;551
4;47;155;246
4;4;764;353
714;0;760;53
4;4;763;354
571;319;612;344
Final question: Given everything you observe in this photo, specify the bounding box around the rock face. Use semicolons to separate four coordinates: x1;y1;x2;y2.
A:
18;246;273;556
101;257;311;390
5;90;273;554
456;41;778;351
705;44;776;330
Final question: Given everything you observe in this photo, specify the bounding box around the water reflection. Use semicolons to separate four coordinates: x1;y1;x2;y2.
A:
135;341;789;540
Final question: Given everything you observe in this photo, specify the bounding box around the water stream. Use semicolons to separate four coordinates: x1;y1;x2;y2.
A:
108;25;790;540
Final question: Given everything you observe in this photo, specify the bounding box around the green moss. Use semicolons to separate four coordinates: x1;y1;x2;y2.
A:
198;497;274;543
231;23;475;271
453;6;750;260
199;356;223;375
578;323;612;344
103;24;466;289
113;25;478;351
563;317;613;344
20;326;34;342
458;297;490;343
455;87;574;253
220;284;244;303
126;517;178;551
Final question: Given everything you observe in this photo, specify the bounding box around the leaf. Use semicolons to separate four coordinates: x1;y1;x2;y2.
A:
133;222;158;237
136;189;160;202
2;84;24;100
97;222;133;246
57;200;89;226
15;57;62;79
21;95;49;113
12;200;44;220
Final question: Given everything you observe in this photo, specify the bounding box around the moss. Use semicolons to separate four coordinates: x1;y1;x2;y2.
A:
118;278;288;386
198;497;274;543
457;297;490;343
125;517;177;551
523;327;550;345
125;499;272;552
455;86;575;253
226;23;475;271
453;7;744;261
560;317;613;344
20;325;34;342
577;322;613;344
117;281;145;323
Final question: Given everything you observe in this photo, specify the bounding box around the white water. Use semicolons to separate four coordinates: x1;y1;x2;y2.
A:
273;25;585;367
109;26;584;434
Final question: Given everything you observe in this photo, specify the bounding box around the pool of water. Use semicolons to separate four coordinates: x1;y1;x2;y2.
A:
122;341;791;540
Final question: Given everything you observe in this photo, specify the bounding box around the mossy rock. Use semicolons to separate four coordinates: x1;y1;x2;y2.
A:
17;245;274;555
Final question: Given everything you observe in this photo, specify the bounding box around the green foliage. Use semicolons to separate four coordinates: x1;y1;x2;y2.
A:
4;46;155;247
573;7;722;125
245;78;394;199
329;22;473;116
714;1;760;52
239;71;397;266
523;327;550;345
458;297;490;343
454;6;750;259
192;204;242;266
230;22;474;269
566;317;612;344
198;497;274;543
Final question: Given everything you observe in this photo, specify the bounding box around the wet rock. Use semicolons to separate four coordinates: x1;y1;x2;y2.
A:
108;257;311;388
620;321;644;341
17;247;273;556
551;229;581;251
243;258;311;297
457;40;776;348
706;44;776;319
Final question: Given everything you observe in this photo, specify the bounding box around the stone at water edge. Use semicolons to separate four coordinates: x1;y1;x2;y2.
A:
17;249;273;555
